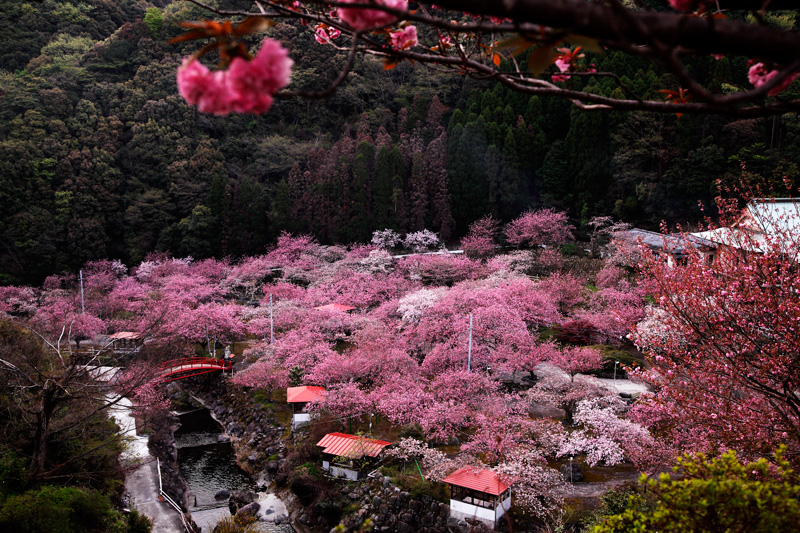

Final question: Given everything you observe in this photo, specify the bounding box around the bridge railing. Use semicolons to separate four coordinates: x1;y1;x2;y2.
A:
160;357;231;371
157;458;193;533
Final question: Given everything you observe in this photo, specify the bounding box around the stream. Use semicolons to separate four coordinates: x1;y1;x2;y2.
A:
175;408;289;532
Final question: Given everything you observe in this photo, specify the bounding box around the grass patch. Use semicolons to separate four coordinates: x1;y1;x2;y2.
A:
586;345;643;378
380;465;449;503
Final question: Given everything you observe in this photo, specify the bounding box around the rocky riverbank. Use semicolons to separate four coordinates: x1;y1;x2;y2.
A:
335;475;493;533
168;376;288;481
147;410;199;530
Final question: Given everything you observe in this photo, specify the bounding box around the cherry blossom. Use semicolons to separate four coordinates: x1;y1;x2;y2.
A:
177;59;234;115
505;208;574;248
389;25;418;50
314;24;341;45
177;38;292;115
747;62;799;96
337;0;408;31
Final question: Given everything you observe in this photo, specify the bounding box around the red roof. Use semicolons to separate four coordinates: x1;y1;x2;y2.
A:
109;332;140;340
314;303;356;312
442;466;514;496
287;386;325;403
316;433;391;459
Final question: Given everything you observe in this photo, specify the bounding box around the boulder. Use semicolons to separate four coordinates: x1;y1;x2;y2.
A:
236;501;260;519
228;490;257;514
214;489;230;500
528;403;567;419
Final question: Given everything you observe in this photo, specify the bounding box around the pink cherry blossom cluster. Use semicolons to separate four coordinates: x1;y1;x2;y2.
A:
177;38;293;115
667;0;710;11
315;24;341;45
748;62;799;96
389;25;418;50
337;0;408;31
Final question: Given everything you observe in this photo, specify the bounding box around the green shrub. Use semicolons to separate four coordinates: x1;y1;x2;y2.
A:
315;497;345;526
0;448;28;497
0;485;131;533
125;510;153;533
585;345;643;378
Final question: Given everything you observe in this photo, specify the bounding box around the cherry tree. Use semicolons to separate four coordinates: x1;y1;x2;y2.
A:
547;345;604;381
460;215;500;260
231;342;289;399
631;195;800;465
123;364;171;431
370;229;402;250
171;301;247;355
556;396;653;467
402;229;441;253
505;208;574;248
175;1;800;117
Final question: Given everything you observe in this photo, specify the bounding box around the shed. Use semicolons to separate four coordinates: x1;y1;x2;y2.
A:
108;331;143;354
442;466;514;529
286;386;324;427
316;432;391;481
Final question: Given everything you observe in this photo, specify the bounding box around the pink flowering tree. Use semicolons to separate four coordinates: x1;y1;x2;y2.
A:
371;229;402;250
128;377;171;432
556;396;653;467
460;215;500;260
402;229;441;253
631;195;800;466
505;208;574;249
547;346;604;382
231;342;289;400
494;446;565;519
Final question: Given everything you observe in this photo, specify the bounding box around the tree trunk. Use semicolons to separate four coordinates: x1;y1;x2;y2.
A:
28;384;57;480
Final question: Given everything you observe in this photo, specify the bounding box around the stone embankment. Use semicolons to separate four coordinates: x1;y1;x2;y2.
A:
335;475;493;533
171;377;287;478
149;412;192;508
148;411;200;531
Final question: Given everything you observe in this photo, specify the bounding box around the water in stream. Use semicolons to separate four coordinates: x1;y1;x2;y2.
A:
175;408;289;531
176;409;256;509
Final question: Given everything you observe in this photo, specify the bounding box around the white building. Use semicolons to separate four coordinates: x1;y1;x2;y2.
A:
286;385;324;428
442;466;514;530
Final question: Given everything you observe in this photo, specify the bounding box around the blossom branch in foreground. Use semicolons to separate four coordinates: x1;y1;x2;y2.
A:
176;0;800;116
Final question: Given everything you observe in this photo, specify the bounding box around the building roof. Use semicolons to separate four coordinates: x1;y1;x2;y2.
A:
314;303;356;312
615;228;716;255
287;385;325;403
108;331;141;340
740;198;800;236
316;433;391;459
442;466;514;496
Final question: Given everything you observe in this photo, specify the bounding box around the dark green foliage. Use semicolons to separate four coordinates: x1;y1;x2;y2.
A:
0;485;131;533
1;0;799;286
315;497;346;526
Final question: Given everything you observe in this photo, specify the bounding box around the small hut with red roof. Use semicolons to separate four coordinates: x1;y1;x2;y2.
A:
442;466;514;529
286;386;324;427
316;432;392;481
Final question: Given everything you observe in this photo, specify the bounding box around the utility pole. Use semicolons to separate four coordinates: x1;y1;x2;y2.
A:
467;313;473;372
79;270;85;314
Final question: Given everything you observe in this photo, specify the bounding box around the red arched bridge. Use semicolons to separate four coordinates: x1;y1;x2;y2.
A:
160;357;231;383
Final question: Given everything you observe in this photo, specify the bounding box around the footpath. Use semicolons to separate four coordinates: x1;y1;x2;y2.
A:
109;398;187;532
